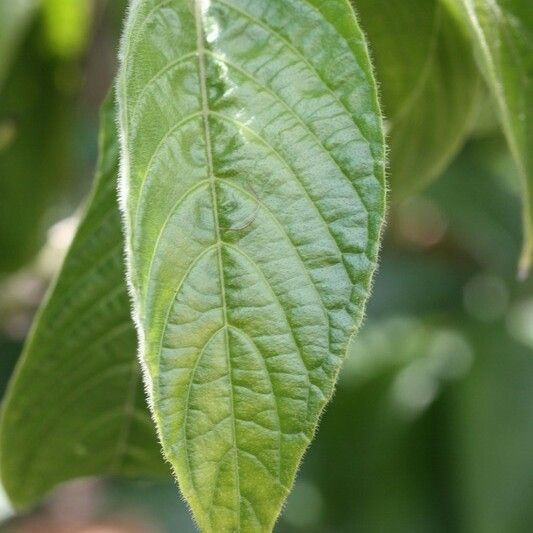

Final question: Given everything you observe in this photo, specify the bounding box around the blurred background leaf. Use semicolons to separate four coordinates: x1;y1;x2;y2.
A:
41;0;93;60
0;0;40;90
354;0;483;197
444;0;533;276
0;33;75;276
0;98;166;509
0;0;123;278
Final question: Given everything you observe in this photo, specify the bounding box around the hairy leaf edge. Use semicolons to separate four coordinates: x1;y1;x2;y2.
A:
115;0;388;528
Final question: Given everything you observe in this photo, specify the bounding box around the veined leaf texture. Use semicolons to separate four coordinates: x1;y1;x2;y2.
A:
118;0;386;530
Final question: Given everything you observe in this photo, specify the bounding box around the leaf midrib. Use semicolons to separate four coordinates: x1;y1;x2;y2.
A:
192;0;242;527
118;1;384;528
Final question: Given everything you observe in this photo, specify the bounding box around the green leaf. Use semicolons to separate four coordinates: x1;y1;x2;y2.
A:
0;0;40;90
353;0;483;196
444;0;533;276
0;97;166;508
118;0;385;530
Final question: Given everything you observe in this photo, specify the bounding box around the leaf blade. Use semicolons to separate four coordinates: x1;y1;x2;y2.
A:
118;0;386;530
0;98;166;508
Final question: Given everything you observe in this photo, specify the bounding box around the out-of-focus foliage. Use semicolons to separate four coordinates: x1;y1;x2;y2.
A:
452;322;533;533
0;34;74;276
42;0;92;59
0;99;165;508
0;0;105;277
0;0;40;89
354;0;482;196
444;0;533;276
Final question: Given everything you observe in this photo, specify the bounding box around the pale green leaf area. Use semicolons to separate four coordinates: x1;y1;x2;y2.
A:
0;0;40;89
354;0;483;196
118;0;385;530
445;0;533;276
0;99;166;509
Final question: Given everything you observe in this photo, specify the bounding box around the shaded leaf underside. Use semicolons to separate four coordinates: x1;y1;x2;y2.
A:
354;0;482;196
448;0;533;275
119;0;385;530
0;99;166;508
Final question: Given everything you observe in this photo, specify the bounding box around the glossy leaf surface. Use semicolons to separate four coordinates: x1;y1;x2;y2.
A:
0;99;165;508
118;0;385;530
445;0;533;275
354;0;482;196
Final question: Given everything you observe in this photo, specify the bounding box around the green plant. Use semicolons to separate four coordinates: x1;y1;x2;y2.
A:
0;0;531;532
